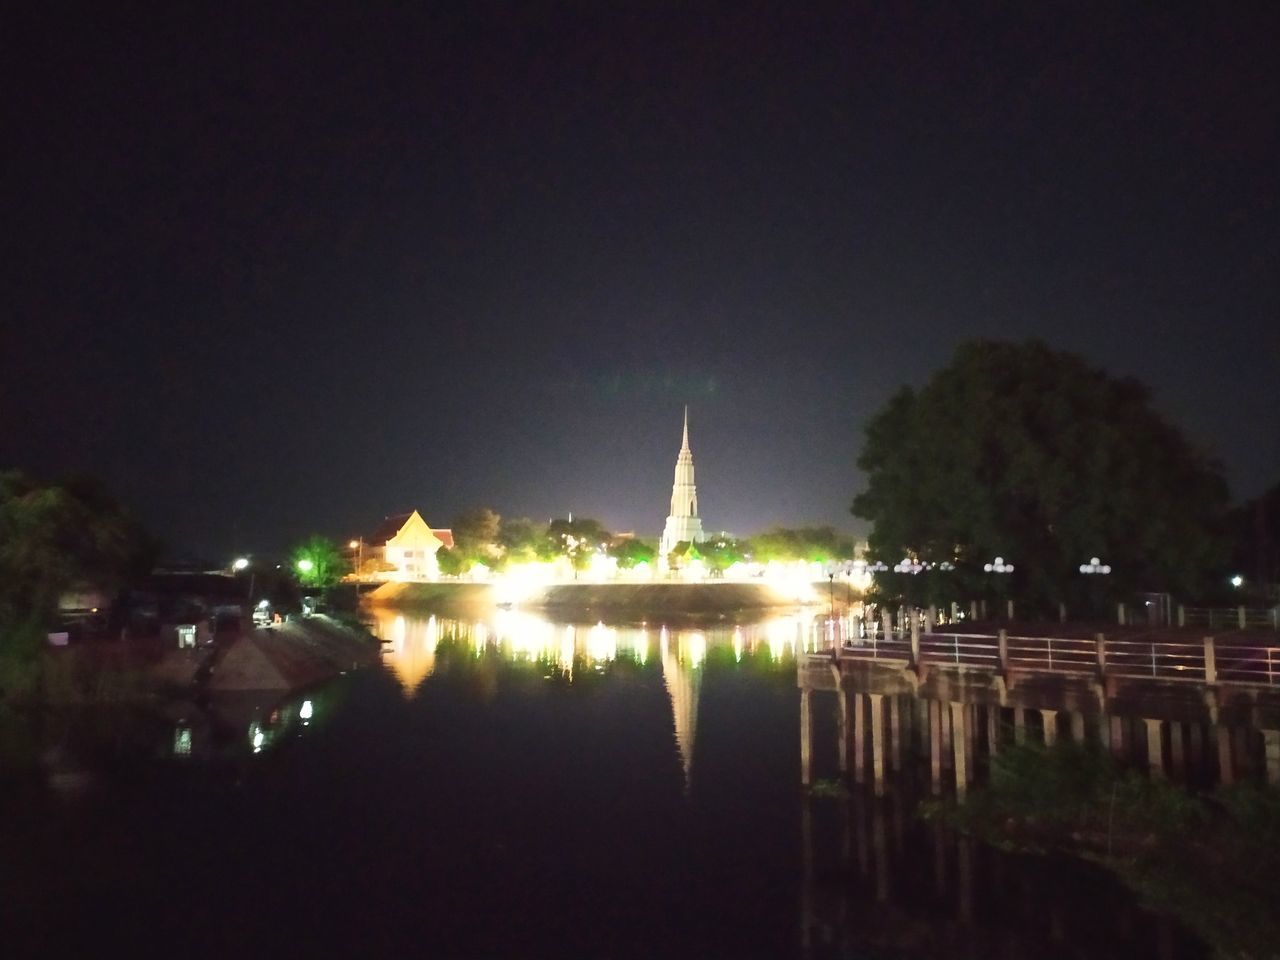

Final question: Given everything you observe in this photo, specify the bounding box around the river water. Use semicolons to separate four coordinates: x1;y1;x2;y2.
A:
1;609;1205;958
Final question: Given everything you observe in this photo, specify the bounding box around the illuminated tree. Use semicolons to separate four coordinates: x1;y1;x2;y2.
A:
290;535;347;590
852;340;1230;610
609;537;657;569
747;527;853;563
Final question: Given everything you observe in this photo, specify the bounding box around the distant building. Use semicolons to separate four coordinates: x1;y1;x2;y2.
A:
367;510;454;581
659;407;706;566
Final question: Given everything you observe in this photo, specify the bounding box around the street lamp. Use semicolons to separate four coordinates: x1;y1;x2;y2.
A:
984;557;1015;621
348;538;363;577
894;557;924;574
1080;557;1112;575
1230;575;1244;588
232;557;249;571
297;558;314;574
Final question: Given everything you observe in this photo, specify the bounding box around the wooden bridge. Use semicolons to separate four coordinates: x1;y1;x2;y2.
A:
798;622;1280;797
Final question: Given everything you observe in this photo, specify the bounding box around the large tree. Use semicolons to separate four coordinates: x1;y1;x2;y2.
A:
852;340;1229;610
0;471;153;685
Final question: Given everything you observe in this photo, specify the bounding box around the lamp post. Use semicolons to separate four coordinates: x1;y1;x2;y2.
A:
349;538;363;578
1080;557;1111;621
233;557;254;605
984;557;1015;620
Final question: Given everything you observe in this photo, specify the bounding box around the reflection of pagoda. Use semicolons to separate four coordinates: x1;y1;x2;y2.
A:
660;629;703;791
659;408;706;567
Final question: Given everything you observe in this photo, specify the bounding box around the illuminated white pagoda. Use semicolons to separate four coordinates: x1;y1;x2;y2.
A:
659;407;706;566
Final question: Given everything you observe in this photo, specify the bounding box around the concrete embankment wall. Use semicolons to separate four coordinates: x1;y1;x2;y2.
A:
364;580;811;619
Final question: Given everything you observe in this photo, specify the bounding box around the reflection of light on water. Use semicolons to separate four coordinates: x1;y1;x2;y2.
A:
765;615;801;661
686;632;706;669
561;625;576;678
732;626;743;662
371;611;440;695
300;699;313;723
633;628;648;665
173;725;192;757
587;621;616;663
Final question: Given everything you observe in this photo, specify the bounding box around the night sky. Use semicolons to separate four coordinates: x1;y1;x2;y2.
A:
4;3;1277;559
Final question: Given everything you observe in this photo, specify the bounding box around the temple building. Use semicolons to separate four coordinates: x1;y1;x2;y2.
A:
659;407;706;566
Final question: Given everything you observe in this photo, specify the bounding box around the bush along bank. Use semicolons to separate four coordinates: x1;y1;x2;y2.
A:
922;740;1280;959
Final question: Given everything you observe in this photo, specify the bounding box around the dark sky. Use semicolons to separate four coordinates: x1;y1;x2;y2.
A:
4;2;1277;558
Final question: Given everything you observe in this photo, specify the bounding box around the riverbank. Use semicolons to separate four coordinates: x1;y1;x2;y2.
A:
929;740;1280;958
364;579;824;622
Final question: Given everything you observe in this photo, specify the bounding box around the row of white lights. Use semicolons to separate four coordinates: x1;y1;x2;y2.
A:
855;556;1110;575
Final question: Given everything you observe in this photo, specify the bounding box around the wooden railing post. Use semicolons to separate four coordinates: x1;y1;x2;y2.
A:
997;629;1008;673
1177;604;1186;628
1238;606;1247;630
1203;636;1217;685
1095;632;1106;678
1117;602;1126;626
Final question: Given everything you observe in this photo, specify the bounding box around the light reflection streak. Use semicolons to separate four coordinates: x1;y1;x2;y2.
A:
367;608;813;686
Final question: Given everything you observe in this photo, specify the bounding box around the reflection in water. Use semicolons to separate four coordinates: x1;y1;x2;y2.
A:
5;605;1219;958
366;607;816;789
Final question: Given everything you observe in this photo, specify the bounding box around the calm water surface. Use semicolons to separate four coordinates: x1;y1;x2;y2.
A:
1;610;1204;958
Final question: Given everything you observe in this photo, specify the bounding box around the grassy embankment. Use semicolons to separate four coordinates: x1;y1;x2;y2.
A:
925;740;1280;959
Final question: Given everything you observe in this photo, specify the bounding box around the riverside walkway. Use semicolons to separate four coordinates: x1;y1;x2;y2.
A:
798;618;1280;797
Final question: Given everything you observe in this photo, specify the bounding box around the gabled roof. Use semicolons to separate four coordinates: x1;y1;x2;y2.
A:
367;511;455;549
369;512;415;546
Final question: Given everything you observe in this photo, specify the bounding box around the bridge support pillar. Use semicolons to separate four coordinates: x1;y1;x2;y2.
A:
800;689;812;785
1189;722;1204;769
1234;727;1252;776
951;702;969;799
987;706;1000;757
1109;715;1126;760
853;692;866;784
1216;725;1234;786
1040;709;1058;747
965;705;976;772
941;698;953;768
1070;711;1085;745
836;689;849;773
1169;721;1186;779
1263;730;1280;786
1144;719;1165;777
1014;708;1027;745
889;695;902;771
929;700;942;795
869;693;886;797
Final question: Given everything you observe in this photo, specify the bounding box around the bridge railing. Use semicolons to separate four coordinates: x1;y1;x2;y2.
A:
1215;643;1280;686
1180;606;1280;630
1004;634;1096;676
1101;636;1207;682
916;632;1002;669
832;630;1280;689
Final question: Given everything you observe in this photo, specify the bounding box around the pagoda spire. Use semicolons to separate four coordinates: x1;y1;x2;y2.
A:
682;405;690;451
